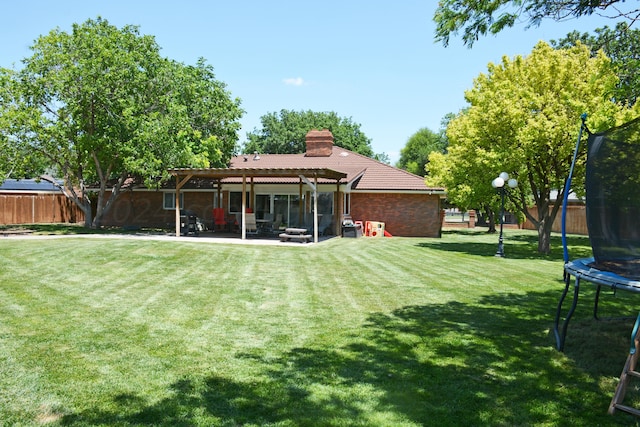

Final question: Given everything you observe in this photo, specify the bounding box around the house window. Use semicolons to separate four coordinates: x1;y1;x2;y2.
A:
229;192;250;213
344;193;351;215
255;194;271;219
315;192;334;216
163;192;184;210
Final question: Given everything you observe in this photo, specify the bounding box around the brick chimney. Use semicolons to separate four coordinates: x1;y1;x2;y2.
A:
305;129;333;157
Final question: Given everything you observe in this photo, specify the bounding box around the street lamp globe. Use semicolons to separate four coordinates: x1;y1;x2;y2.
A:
492;171;517;257
491;177;504;188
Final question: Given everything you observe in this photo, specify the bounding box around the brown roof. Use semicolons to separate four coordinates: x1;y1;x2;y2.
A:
168;167;346;181
229;146;444;193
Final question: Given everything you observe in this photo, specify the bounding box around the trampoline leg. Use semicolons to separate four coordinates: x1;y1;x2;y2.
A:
593;285;602;320
609;312;640;416
554;273;581;352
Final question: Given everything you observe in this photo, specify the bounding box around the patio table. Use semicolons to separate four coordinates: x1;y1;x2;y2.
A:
255;219;272;234
279;227;312;243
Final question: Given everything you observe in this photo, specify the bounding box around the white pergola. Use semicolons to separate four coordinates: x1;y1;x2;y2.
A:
167;167;347;243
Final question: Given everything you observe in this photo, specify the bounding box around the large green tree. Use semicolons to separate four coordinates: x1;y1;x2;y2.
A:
2;17;243;228
244;109;375;157
434;0;636;47
396;126;447;176
0;68;48;179
427;126;502;231
552;22;640;107
427;41;632;254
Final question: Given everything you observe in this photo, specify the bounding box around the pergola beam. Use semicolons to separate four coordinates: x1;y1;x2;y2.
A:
174;173;193;237
168;167;347;181
169;167;347;241
299;174;319;243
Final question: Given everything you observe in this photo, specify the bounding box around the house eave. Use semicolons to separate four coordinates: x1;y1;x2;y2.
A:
348;189;447;196
167;167;347;181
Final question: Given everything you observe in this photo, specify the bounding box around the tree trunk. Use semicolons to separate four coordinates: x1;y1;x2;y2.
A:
536;217;553;254
40;174;94;228
92;174;127;228
486;206;496;233
93;186;105;229
81;200;93;228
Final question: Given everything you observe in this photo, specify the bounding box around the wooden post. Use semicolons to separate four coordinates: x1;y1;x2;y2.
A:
335;181;340;236
313;176;318;243
175;174;192;237
298;180;303;226
240;175;247;240
250;177;254;212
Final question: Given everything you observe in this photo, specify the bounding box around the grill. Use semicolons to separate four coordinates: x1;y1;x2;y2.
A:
180;209;199;236
341;215;362;238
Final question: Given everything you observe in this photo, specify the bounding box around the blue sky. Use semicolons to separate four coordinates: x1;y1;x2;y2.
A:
0;1;623;163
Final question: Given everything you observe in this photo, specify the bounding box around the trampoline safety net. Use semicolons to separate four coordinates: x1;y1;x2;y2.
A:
587;117;640;279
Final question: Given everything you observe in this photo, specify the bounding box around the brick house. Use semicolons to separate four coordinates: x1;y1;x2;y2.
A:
101;130;446;237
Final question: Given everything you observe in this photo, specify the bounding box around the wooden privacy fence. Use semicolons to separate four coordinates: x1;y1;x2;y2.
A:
0;193;84;225
522;204;587;235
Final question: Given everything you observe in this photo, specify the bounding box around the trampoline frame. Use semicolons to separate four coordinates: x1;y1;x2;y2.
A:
553;114;640;351
554;257;640;351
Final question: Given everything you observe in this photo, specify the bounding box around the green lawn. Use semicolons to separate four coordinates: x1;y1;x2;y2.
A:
1;229;639;426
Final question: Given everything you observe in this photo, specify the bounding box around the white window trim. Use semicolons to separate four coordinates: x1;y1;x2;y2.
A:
163;192;185;210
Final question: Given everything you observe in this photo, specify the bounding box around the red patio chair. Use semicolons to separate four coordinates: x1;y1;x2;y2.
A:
212;208;227;231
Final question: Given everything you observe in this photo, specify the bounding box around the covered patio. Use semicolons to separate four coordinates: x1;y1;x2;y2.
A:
167;167;347;243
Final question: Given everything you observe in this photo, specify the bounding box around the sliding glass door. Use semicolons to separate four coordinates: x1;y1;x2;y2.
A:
252;192;334;229
273;194;302;228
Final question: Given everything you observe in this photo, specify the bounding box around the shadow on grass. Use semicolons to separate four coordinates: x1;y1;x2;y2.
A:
0;223;169;235
418;230;593;262
61;288;637;426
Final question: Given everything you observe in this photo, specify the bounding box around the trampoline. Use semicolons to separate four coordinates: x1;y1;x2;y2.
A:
554;115;640;353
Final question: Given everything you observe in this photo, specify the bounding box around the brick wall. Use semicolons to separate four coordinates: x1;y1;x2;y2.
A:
100;189;444;237
442;210;477;229
101;191;215;229
349;193;442;237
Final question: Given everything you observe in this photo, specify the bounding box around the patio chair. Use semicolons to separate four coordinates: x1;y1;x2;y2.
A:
212;207;227;231
229;213;240;233
270;213;283;235
245;213;259;236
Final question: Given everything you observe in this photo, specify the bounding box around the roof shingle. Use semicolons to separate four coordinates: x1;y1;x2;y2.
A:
229;146;443;192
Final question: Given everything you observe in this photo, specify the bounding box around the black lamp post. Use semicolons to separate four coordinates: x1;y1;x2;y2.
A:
491;172;518;257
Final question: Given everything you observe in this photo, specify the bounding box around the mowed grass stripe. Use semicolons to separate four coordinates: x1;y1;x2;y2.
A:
0;231;635;426
342;237;527;304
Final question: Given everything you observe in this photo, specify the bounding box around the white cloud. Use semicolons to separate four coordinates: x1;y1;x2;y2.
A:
283;77;305;86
